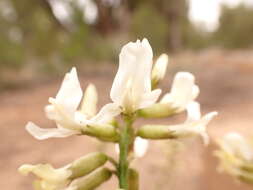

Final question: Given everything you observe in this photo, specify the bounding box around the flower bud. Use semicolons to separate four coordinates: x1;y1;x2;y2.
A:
138;103;177;118
238;173;253;184
137;125;175;139
81;84;98;118
151;54;169;88
67;168;112;190
69;152;108;179
83;124;119;142
129;168;139;190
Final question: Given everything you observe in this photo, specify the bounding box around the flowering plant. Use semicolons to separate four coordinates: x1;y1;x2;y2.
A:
215;132;253;184
19;39;217;190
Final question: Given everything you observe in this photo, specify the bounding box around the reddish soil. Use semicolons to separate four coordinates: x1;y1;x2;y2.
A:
1;50;253;190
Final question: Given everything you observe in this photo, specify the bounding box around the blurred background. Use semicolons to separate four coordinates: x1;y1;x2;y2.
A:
1;0;253;189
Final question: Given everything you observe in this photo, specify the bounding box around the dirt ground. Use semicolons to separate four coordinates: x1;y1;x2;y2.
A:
1;50;253;190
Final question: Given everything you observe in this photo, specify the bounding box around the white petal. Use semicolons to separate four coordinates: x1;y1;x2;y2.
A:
89;103;121;125
191;85;200;100
45;105;59;120
74;111;89;126
81;83;98;117
222;132;253;161
54;67;83;116
185;101;201;123
138;89;162;109
169;108;217;145
110;39;154;111
26;122;79;140
152;53;169;80
199;132;209;145
110;42;136;104
134;137;149;157
47;99;81;130
131;39;153;97
195;111;218;145
199;111;218;126
18;164;71;182
160;93;173;104
115;144;119;155
161;72;196;111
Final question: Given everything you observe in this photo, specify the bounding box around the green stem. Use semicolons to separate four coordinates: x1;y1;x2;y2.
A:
118;116;134;190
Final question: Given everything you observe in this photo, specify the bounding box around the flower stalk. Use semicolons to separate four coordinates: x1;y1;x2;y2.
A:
118;115;135;189
18;38;217;190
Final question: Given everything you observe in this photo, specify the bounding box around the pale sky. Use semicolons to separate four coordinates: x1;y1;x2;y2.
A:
188;0;253;31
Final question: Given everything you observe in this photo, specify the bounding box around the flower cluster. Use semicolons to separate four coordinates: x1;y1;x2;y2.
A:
19;38;217;190
215;132;253;184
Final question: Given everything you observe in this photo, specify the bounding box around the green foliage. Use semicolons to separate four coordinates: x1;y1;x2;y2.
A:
3;0;253;80
0;34;24;69
182;23;213;50
0;0;117;75
214;4;253;49
130;4;169;54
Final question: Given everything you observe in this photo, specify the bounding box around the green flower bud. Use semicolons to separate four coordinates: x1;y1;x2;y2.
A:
138;104;176;118
137;125;175;139
129;168;139;190
68;168;112;190
69;152;108;179
83;124;119;142
238;172;253;184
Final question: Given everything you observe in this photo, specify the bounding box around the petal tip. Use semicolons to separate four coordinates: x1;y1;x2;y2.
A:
176;72;195;81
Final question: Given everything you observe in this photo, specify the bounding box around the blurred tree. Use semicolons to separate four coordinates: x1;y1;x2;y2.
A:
130;3;169;54
0;0;217;79
0;0;25;69
157;0;189;51
93;0;118;35
214;4;253;49
129;0;189;52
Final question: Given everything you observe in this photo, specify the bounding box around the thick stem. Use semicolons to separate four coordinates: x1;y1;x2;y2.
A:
118;117;134;189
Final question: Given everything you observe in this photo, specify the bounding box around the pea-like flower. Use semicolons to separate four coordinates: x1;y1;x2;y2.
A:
19;165;111;190
138;101;217;145
215;133;253;183
138;72;199;118
19;164;72;190
110;38;161;114
26;68;120;140
18;152;110;190
160;72;199;113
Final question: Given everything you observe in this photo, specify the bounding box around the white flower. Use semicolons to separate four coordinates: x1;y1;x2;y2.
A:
152;53;169;83
115;137;149;158
215;133;253;181
218;132;253;161
134;137;149;157
160;72;199;112
170;101;217;145
26;68;120;140
110;38;161;113
19;164;72;190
